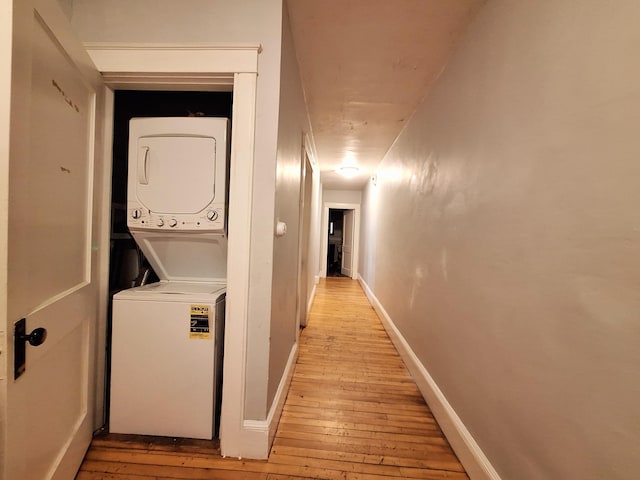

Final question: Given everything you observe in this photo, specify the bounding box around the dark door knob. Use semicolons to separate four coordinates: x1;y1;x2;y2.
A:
14;318;47;379
19;327;47;346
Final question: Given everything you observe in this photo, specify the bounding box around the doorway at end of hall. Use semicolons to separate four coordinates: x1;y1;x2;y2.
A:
327;208;354;277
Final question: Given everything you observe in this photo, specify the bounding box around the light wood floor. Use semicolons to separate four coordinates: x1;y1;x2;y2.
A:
77;277;467;480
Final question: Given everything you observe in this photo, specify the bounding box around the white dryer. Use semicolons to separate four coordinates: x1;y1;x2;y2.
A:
110;117;229;439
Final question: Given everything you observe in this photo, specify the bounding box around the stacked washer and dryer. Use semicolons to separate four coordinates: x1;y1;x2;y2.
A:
110;117;229;440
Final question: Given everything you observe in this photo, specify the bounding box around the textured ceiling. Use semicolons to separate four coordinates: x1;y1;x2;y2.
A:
286;0;485;189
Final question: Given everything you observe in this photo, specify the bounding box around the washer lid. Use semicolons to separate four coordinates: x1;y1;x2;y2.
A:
124;281;225;295
131;231;227;283
114;281;226;303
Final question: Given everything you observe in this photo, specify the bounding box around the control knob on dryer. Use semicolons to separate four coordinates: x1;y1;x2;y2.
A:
206;210;218;221
168;218;178;228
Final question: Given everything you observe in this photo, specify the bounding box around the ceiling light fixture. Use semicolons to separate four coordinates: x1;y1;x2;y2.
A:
336;165;359;177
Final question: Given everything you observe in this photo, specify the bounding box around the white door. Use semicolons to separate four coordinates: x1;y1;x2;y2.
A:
297;154;313;328
1;1;104;479
341;210;354;277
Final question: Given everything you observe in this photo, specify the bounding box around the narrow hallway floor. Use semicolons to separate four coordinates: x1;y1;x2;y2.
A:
77;277;468;479
270;277;468;479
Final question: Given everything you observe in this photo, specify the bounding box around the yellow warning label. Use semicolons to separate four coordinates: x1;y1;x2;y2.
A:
189;304;211;339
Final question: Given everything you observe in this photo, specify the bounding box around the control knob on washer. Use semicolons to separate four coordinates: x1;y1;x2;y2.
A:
131;209;142;219
168;218;178;228
206;210;218;221
156;218;165;227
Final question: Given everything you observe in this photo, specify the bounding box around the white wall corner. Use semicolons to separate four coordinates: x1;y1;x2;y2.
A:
307;283;317;314
228;343;298;460
229;421;269;460
357;275;502;480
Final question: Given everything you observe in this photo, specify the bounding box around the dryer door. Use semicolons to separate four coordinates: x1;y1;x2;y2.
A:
134;134;216;214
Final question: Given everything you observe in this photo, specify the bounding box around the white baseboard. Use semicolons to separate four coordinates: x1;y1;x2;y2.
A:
358;275;501;480
232;343;298;459
267;342;298;446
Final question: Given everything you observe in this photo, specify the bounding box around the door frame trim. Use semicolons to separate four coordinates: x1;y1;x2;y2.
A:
85;43;262;458
321;202;360;279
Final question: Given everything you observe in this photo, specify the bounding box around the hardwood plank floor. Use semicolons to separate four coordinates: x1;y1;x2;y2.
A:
77;277;467;480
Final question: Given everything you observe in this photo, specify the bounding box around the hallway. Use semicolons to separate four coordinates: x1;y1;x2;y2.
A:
77;278;467;479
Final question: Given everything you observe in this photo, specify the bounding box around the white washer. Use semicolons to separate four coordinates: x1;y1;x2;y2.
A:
110;282;226;439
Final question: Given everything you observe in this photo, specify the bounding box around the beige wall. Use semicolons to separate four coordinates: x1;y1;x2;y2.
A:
264;3;310;417
56;0;73;19
359;183;377;287
360;1;640;478
323;188;362;205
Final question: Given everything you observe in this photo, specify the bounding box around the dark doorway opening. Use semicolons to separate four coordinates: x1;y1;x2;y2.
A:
327;208;347;277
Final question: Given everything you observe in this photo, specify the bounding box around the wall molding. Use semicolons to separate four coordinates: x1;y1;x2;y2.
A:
358;275;502;480
235;343;298;459
84;42;261;75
